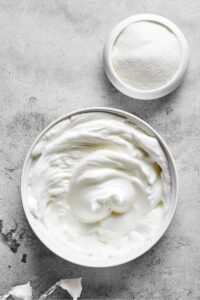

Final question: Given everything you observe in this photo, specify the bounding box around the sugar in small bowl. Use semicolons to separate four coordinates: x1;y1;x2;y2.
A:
103;14;189;100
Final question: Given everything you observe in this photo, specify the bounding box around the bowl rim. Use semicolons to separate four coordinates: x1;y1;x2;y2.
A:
103;14;189;100
21;107;178;267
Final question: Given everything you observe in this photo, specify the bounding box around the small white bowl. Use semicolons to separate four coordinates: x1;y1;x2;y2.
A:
103;14;189;100
21;107;178;267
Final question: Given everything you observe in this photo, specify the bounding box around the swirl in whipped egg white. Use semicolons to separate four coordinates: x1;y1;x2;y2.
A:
28;112;171;258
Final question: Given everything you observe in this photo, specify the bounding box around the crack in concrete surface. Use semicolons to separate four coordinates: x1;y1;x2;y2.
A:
0;219;24;253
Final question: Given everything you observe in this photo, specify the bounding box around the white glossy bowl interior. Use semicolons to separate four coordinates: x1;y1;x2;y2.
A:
103;14;189;100
21;107;178;267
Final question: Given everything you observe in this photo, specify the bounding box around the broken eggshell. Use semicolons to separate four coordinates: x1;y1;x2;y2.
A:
2;282;32;300
2;278;82;300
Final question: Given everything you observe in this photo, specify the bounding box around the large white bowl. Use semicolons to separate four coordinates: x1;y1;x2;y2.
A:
21;107;178;267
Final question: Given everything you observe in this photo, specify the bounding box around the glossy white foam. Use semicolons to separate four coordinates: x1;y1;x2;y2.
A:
21;108;178;267
27;112;171;259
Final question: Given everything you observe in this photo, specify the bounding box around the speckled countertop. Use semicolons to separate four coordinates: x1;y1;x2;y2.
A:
0;0;199;299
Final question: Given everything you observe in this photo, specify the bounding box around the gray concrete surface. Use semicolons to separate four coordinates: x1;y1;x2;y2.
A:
0;0;199;299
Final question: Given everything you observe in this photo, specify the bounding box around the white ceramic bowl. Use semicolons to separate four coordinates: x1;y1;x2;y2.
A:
21;107;178;267
103;14;189;100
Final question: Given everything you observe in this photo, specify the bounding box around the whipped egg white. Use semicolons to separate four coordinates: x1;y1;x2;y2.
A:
27;112;171;258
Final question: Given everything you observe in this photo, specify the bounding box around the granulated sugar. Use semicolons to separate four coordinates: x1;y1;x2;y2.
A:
112;21;181;90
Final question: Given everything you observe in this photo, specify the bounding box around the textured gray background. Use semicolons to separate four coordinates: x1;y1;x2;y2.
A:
0;0;199;299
